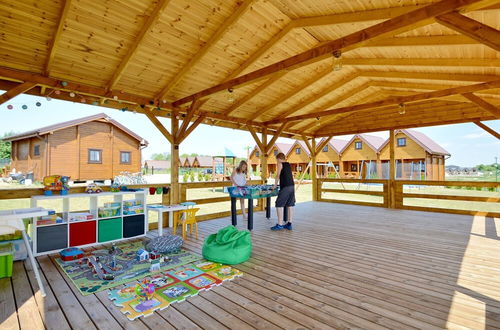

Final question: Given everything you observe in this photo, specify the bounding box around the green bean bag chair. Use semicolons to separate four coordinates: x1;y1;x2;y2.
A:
202;225;252;265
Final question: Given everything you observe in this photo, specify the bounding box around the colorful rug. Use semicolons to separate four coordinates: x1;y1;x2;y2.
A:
108;260;242;320
54;241;203;295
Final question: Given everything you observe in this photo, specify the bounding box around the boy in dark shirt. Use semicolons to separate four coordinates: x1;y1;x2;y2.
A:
271;152;295;231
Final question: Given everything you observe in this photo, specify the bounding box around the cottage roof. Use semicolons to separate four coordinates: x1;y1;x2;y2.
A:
144;160;171;169
196;156;213;167
378;129;451;156
340;134;386;154
3;113;148;145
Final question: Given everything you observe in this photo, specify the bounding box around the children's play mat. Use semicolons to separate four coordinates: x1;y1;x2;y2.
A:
54;241;203;295
108;261;242;320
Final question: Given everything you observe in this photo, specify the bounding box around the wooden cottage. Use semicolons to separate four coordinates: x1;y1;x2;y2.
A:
249;142;293;175
196;156;214;169
339;134;386;178
315;138;349;177
4;113;147;181
286;140;311;174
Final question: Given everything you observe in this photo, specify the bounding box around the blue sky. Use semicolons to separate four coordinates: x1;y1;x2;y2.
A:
0;93;499;167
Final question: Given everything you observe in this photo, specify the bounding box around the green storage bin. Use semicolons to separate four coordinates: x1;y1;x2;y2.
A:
98;218;122;242
0;242;14;278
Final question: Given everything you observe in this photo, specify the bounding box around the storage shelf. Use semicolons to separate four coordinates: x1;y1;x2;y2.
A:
97;216;121;220
123;213;144;217
36;222;67;227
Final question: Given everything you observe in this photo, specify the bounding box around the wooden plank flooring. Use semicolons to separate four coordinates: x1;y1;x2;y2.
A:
1;201;499;329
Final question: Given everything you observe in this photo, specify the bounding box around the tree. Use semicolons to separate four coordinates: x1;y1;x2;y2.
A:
0;132;16;159
151;152;170;160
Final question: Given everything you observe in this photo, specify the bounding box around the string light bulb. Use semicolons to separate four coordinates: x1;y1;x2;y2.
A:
332;50;342;71
227;88;235;103
398;103;406;115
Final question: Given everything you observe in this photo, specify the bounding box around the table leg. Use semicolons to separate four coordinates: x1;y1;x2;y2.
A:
231;197;237;226
284;206;288;223
266;197;271;219
158;210;163;236
22;231;46;297
248;198;253;231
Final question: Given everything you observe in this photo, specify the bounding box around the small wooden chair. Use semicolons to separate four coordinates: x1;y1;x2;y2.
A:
172;202;197;235
175;208;200;240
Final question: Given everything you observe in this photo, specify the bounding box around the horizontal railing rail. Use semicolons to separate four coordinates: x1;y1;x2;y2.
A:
318;178;389;208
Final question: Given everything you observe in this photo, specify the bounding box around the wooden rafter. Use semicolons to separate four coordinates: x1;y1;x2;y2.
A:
366;34;479;47
265;79;500;125
0;82;37;105
172;0;490;106
157;0;254;99
144;110;173;144
107;0;171;90
315;136;333;154
179;115;206;144
247;125;265;152
177;100;202;140
45;0;72;76
462;93;500;118
224;72;286;116
436;12;500;51
474;121;500;140
301;135;314;155
265;122;289;154
342;58;500;67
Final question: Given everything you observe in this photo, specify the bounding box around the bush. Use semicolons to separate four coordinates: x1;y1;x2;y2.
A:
189;172;195;182
205;173;211;181
182;173;189;183
475;186;483;191
198;172;203;181
487;187;495;192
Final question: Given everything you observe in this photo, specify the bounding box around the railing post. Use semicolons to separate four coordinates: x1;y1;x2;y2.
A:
311;138;318;201
389;129;396;208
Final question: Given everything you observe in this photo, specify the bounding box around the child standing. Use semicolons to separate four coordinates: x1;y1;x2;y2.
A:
231;160;248;220
271;153;295;230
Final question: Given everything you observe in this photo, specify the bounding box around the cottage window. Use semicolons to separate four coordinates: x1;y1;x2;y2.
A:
17;142;29;160
33;145;40;156
120;151;131;164
295;148;301;154
255;151;260;157
355;141;362;150
334;164;339;171
88;149;102;164
274;150;278;156
323;145;328;152
351;164;358;172
397;138;406;147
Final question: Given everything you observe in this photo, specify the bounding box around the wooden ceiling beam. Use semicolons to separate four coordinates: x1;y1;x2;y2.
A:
157;0;254;99
171;0;490;107
144;110;173;144
436;12;500;51
247;125;265;152
462;93;500;118
265;122;289;154
224;72;286;116
107;0;171;91
301;135;314;155
315;137;332;155
0;82;37;105
177;100;202;140
179;115;206;144
265;79;500;125
474;121;500;140
45;0;72;76
366;34;479;47
342;58;500;67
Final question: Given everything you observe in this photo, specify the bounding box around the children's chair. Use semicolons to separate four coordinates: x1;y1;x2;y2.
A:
176;208;200;240
172;202;197;235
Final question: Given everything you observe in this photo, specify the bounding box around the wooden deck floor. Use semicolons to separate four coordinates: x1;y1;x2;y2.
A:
1;201;500;329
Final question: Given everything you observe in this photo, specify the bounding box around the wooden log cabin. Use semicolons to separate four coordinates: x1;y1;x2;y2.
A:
3;113;148;181
249;130;449;180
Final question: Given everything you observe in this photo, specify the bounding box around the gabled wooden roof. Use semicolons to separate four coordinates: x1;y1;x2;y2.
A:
0;0;498;139
3;113;148;145
378;129;451;155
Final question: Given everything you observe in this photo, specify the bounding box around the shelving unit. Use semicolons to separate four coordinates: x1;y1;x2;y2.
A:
30;191;147;256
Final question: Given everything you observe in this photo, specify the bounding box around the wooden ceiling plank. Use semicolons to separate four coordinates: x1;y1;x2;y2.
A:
436;12;500;51
107;0;172;90
0;82;37;105
474;121;500;140
266;79;500;125
224;72;286;116
45;0;72;76
157;0;255;99
144;110;173;144
265;122;289;154
462;93;500;118
171;0;490;107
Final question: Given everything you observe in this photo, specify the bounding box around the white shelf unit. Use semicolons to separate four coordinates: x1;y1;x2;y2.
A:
30;190;148;256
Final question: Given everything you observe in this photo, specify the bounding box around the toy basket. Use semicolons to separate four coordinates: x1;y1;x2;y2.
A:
0;242;14;278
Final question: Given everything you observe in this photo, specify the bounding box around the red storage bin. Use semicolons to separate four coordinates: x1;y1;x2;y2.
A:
69;220;96;247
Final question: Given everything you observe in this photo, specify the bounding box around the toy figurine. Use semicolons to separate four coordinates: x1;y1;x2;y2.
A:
85;183;103;194
110;183;121;192
43;175;70;196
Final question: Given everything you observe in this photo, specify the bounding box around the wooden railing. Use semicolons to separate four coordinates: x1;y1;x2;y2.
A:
318;178;500;217
395;180;500;217
317;178;389;208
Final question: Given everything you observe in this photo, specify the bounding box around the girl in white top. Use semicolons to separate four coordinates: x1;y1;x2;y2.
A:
231;160;248;220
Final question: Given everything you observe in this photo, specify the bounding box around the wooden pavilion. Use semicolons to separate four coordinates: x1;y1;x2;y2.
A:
0;0;499;328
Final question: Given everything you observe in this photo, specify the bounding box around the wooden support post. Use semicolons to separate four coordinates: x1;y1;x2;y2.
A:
311;139;318;201
260;128;268;182
170;114;180;205
389;129;396;208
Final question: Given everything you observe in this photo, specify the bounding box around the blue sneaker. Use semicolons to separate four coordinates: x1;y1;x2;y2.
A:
283;222;293;230
270;224;284;231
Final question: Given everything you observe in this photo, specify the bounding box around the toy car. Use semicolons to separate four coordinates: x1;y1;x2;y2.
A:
86;183;103;194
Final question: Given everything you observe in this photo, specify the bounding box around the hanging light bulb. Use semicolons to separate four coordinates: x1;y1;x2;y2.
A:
69;92;75;98
227;88;235;103
332;50;342;71
46;96;52;101
316;117;321;126
398;103;406;115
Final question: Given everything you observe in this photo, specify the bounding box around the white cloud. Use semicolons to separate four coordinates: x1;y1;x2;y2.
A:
463;131;489;139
